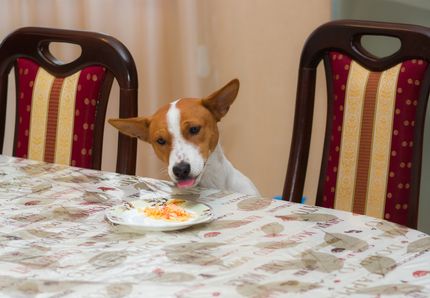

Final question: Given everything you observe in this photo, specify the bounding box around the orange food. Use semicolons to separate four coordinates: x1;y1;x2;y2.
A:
142;199;192;222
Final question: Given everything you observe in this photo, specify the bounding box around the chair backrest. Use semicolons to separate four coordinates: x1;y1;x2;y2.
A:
0;27;138;175
282;20;430;228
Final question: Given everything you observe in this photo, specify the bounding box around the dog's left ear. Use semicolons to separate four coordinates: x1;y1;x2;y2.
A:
202;79;239;121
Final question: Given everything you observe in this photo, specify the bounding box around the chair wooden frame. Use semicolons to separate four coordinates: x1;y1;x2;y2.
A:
282;20;430;228
0;27;138;175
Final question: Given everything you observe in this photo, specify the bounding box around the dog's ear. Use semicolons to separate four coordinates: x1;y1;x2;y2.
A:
108;117;151;142
202;79;239;121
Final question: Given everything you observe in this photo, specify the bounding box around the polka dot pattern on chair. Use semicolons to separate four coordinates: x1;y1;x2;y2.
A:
320;52;428;226
15;58;106;169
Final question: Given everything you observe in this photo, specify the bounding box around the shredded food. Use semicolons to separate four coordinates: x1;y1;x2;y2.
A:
141;199;192;222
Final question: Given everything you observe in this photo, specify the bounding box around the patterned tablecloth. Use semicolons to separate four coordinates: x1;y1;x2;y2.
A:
0;155;429;298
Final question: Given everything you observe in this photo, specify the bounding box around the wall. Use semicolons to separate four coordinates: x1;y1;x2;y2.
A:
195;1;330;200
332;0;430;233
0;0;331;199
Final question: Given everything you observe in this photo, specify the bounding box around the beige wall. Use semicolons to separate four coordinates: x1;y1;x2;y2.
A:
195;1;330;200
0;0;331;199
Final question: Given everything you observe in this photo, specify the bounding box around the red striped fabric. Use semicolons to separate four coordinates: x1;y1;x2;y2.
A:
352;72;381;214
15;58;39;158
44;77;64;163
322;52;352;208
322;52;429;226
70;66;106;168
385;59;428;225
15;58;107;169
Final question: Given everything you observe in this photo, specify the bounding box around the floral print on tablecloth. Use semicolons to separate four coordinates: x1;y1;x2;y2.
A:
0;155;429;298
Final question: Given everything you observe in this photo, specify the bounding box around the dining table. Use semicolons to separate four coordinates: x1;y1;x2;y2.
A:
0;154;429;298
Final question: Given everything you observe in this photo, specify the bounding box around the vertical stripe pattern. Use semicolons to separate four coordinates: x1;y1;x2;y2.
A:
44;77;64;163
28;68;56;161
352;72;381;214
15;58;39;158
323;52;429;225
14;58;106;169
384;59;428;224
70;66;106;168
322;53;351;208
55;72;80;165
334;61;369;211
365;64;401;218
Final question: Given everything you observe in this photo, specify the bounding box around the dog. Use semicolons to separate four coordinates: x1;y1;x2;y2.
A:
108;79;260;196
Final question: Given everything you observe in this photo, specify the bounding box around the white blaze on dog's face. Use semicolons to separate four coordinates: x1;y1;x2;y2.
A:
108;79;239;188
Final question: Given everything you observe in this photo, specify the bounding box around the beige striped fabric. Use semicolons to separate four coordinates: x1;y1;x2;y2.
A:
334;61;401;218
324;52;429;226
27;69;81;165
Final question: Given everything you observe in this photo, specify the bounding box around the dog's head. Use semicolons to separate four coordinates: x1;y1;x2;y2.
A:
109;79;239;188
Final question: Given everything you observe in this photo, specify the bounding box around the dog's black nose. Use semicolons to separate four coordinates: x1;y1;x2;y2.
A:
172;162;191;179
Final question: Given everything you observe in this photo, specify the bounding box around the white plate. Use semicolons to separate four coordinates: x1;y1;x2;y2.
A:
105;198;213;232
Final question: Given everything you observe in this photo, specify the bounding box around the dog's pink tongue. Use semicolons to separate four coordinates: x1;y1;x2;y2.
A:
177;178;196;188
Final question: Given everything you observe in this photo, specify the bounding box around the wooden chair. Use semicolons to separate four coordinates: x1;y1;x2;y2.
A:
0;27;138;175
282;20;430;228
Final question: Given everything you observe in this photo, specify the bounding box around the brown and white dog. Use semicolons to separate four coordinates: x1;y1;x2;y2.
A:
108;79;260;196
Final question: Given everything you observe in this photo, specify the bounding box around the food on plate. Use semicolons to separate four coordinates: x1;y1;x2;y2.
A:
140;199;193;222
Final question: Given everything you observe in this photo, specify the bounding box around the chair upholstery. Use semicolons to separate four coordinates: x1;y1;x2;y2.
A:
0;27;138;174
282;20;430;228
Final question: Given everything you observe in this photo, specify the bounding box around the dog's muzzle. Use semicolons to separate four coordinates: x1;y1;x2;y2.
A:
172;161;191;179
172;161;199;188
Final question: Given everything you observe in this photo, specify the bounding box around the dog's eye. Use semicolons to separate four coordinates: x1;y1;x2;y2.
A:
189;126;201;135
156;138;166;145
